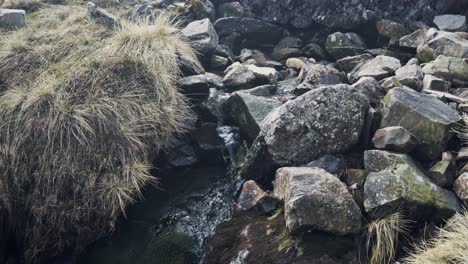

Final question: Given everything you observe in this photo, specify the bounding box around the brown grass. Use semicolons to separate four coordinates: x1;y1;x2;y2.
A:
0;5;199;262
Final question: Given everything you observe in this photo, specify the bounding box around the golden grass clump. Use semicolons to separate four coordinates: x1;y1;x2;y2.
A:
404;213;468;264
366;212;411;264
0;5;199;262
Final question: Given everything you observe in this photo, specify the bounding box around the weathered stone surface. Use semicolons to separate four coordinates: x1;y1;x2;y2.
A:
395;64;424;91
294;64;343;95
272;36;303;61
351;77;385;105
274;167;362;235
239;0;468;30
325;32;367;60
182;18;219;55
433;14;466;32
223;92;281;141
0;9;26;28
381;87;461;160
217;1;244;18
454;173;468;204
422;55;468;87
376;19;410;47
222;65;257;91
372;126;417;152
304;155;345;177
429;152;457;187
302;43;327;60
178;73;222;101
261;84;369;167
422;74;451;92
350;55;401;83
364;150;461;220
237;180;268;211
418;30;468;62
335;53;373;73
399;29;426;49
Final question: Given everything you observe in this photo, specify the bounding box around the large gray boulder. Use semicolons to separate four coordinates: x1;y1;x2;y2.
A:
422;55;468;87
0;9;26;28
349;55;401;83
325;32;367;60
261;84;369;167
274;167;362;235
223;92;282;141
381;87;461;160
182;18;219;55
238;0;468;29
364;150;461;220
433;14;467;32
395;64;424;91
417;30;468;62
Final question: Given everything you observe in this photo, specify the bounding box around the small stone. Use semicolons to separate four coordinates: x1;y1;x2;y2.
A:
395;64;424;91
433;14;467;32
304;155;345;177
454;173;468;204
271;36;303;60
335;53;373;73
399;29;426;49
210;55;229;70
222;65;258;91
87;2;120;28
325;32;367;60
294;64;343;95
236;180;268;211
351;77;385;104
372;126;417;153
422;74;451;92
376;19;411;47
182;18;219;55
429;152;457;187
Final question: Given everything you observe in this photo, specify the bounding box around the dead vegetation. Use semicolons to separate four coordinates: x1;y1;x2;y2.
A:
0;5;199;262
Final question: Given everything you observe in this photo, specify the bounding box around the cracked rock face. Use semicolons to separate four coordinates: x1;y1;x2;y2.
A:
260;84;369;167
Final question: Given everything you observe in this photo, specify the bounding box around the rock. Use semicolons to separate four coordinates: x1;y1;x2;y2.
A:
294;64;343;95
379;76;402;92
188;0;216;21
454;173;468;204
406;58;420;66
399;29;427;49
376;19;410;47
433;14;467;32
240;84;276;97
285;58;307;71
364;150;461;220
239;0;468;30
395;64;424;91
217;1;244;18
345;169;368;208
274;167;362;235
178;73;222;101
0;9;26;28
372;126;417;153
302;43;327;60
245;65;279;84
261;84;369;167
182;18;219;55
223;92;282;141
421;30;468;62
457;147;468;161
350;55;401;83
215;44;235;62
351;77;385;105
429;152;457;187
210;55;229;70
214;17;283;51
193;123;226;164
304;155;345;178
422;55;468;87
272;36;303;61
336;53;373;73
222;65;257;91
87;2;120;28
236;180;268;211
166;140;198;167
422;74;451;92
381;87;461;160
325;32;367;60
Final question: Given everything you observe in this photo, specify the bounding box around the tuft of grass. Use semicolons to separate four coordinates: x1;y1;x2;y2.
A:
0;6;198;262
366;212;411;264
404;213;468;264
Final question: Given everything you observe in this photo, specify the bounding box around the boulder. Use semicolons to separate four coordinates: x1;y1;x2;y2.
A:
210;55;229;70
222;65;257;91
335;53;373;73
349;55;401;83
294;64;343;95
376;19;410;47
422;55;468;87
454;173;468;204
236;180;268;211
0;9;26;28
395;64;424;91
274;167;362;235
372;126;417;153
261;84;369;167
422;74;451;92
399;29;426;49
166;140;198;167
418;29;468;62
429;152;457;187
364;150;461;220
351;77;385;104
182;18;219;55
433;14;467;32
325;32;367;60
304;155;345;178
178;73;222;101
217;2;244;18
301;43;327;60
223;92;282;141
272;36;303;60
381;87;461;160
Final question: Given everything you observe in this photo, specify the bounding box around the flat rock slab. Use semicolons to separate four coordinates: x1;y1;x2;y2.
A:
434;14;467;32
0;9;26;28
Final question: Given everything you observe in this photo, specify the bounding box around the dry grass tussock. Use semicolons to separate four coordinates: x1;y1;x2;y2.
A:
366;212;411;264
0;5;199;262
404;212;468;264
